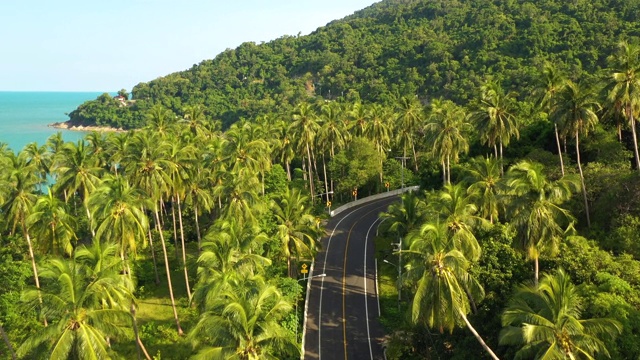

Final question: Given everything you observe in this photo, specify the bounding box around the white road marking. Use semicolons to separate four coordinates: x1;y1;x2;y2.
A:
364;217;381;360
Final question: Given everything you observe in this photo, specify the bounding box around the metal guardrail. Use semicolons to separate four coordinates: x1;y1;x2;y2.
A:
329;186;420;217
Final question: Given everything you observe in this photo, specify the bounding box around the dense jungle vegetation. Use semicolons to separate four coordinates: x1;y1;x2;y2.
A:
3;0;640;358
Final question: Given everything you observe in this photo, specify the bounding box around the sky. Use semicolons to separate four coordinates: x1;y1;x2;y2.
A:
0;0;379;92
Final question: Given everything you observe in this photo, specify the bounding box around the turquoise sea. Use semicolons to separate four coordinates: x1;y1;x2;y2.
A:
0;91;105;152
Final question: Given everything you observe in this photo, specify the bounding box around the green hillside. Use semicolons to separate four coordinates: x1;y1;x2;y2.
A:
69;0;640;129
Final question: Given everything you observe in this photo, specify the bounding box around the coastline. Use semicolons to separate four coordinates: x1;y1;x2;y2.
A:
48;120;125;133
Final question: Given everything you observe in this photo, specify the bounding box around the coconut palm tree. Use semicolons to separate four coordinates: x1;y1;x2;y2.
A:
500;268;622;359
27;187;77;257
430;183;485;262
51;140;103;235
270;187;321;277
395;95;424;171
126;130;184;335
464;157;502;223
553;80;599;227
364;104;393;184
379;191;427;238
2;154;45;322
188;276;299;360
181;104;210;138
504;161;578;285
17;256;134;359
192;219;271;310
606;40;640;172
21;142;51;181
425;99;471;185
184;167;214;251
290;102;321;199
535;62;567;175
88;174;149;274
404;221;499;360
472;79;519;173
318;102;348;194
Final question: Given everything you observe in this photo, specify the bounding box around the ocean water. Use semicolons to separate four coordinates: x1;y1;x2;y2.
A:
0;91;105;153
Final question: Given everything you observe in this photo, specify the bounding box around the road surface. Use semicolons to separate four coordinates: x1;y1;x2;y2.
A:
303;196;397;360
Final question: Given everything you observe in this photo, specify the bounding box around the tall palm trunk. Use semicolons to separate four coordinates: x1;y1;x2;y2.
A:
154;203;184;335
176;195;192;300
448;158;451;184
499;140;504;176
142;206;160;285
285;161;292;181
629;107;640;171
460;311;500;360
194;205;202;252
322;154;329;197
21;221;47;327
171;199;179;259
554;123;565;176
131;303;152;360
575;131;591;227
442;160;447;186
84;204;95;238
534;256;539;287
0;323;16;360
306;144;314;200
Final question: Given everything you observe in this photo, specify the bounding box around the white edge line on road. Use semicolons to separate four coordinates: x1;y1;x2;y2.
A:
364;217;381;360
375;258;381;317
314;205;358;359
300;261;315;360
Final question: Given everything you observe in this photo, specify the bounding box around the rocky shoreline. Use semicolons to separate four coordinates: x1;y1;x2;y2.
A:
48;121;125;133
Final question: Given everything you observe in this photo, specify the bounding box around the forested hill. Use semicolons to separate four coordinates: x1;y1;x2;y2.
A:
69;0;640;129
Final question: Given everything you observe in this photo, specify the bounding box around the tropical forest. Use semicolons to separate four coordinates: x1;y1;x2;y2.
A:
3;0;640;358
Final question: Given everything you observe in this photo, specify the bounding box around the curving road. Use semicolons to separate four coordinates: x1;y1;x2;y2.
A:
303;197;397;360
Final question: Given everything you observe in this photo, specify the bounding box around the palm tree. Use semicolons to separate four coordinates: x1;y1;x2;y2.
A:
181;104;210;138
553;80;599;227
405;221;499;359
379;191;427;238
2;154;45;322
146;104;176;137
270;187;321;277
318;102;348;194
395;95;424;171
500;268;622;359
290;102;321;199
430;183;485;262
425;99;471;185
472;79;519;173
88;174;149;274
51;140;103;235
348;101;368;138
535;62;567;175
188;276;299;360
184;167;214;251
464;157;502;223
504;161;578;285
166;138;197;299
192;219;271;310
27;188;77;257
21;142;51;181
17;257;135;359
364;104;393;184
127;130;184;335
215;169;264;226
606;40;640;171
223;120;271;194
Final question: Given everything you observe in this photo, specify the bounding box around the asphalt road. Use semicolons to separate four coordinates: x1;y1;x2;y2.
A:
303;196;397;360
